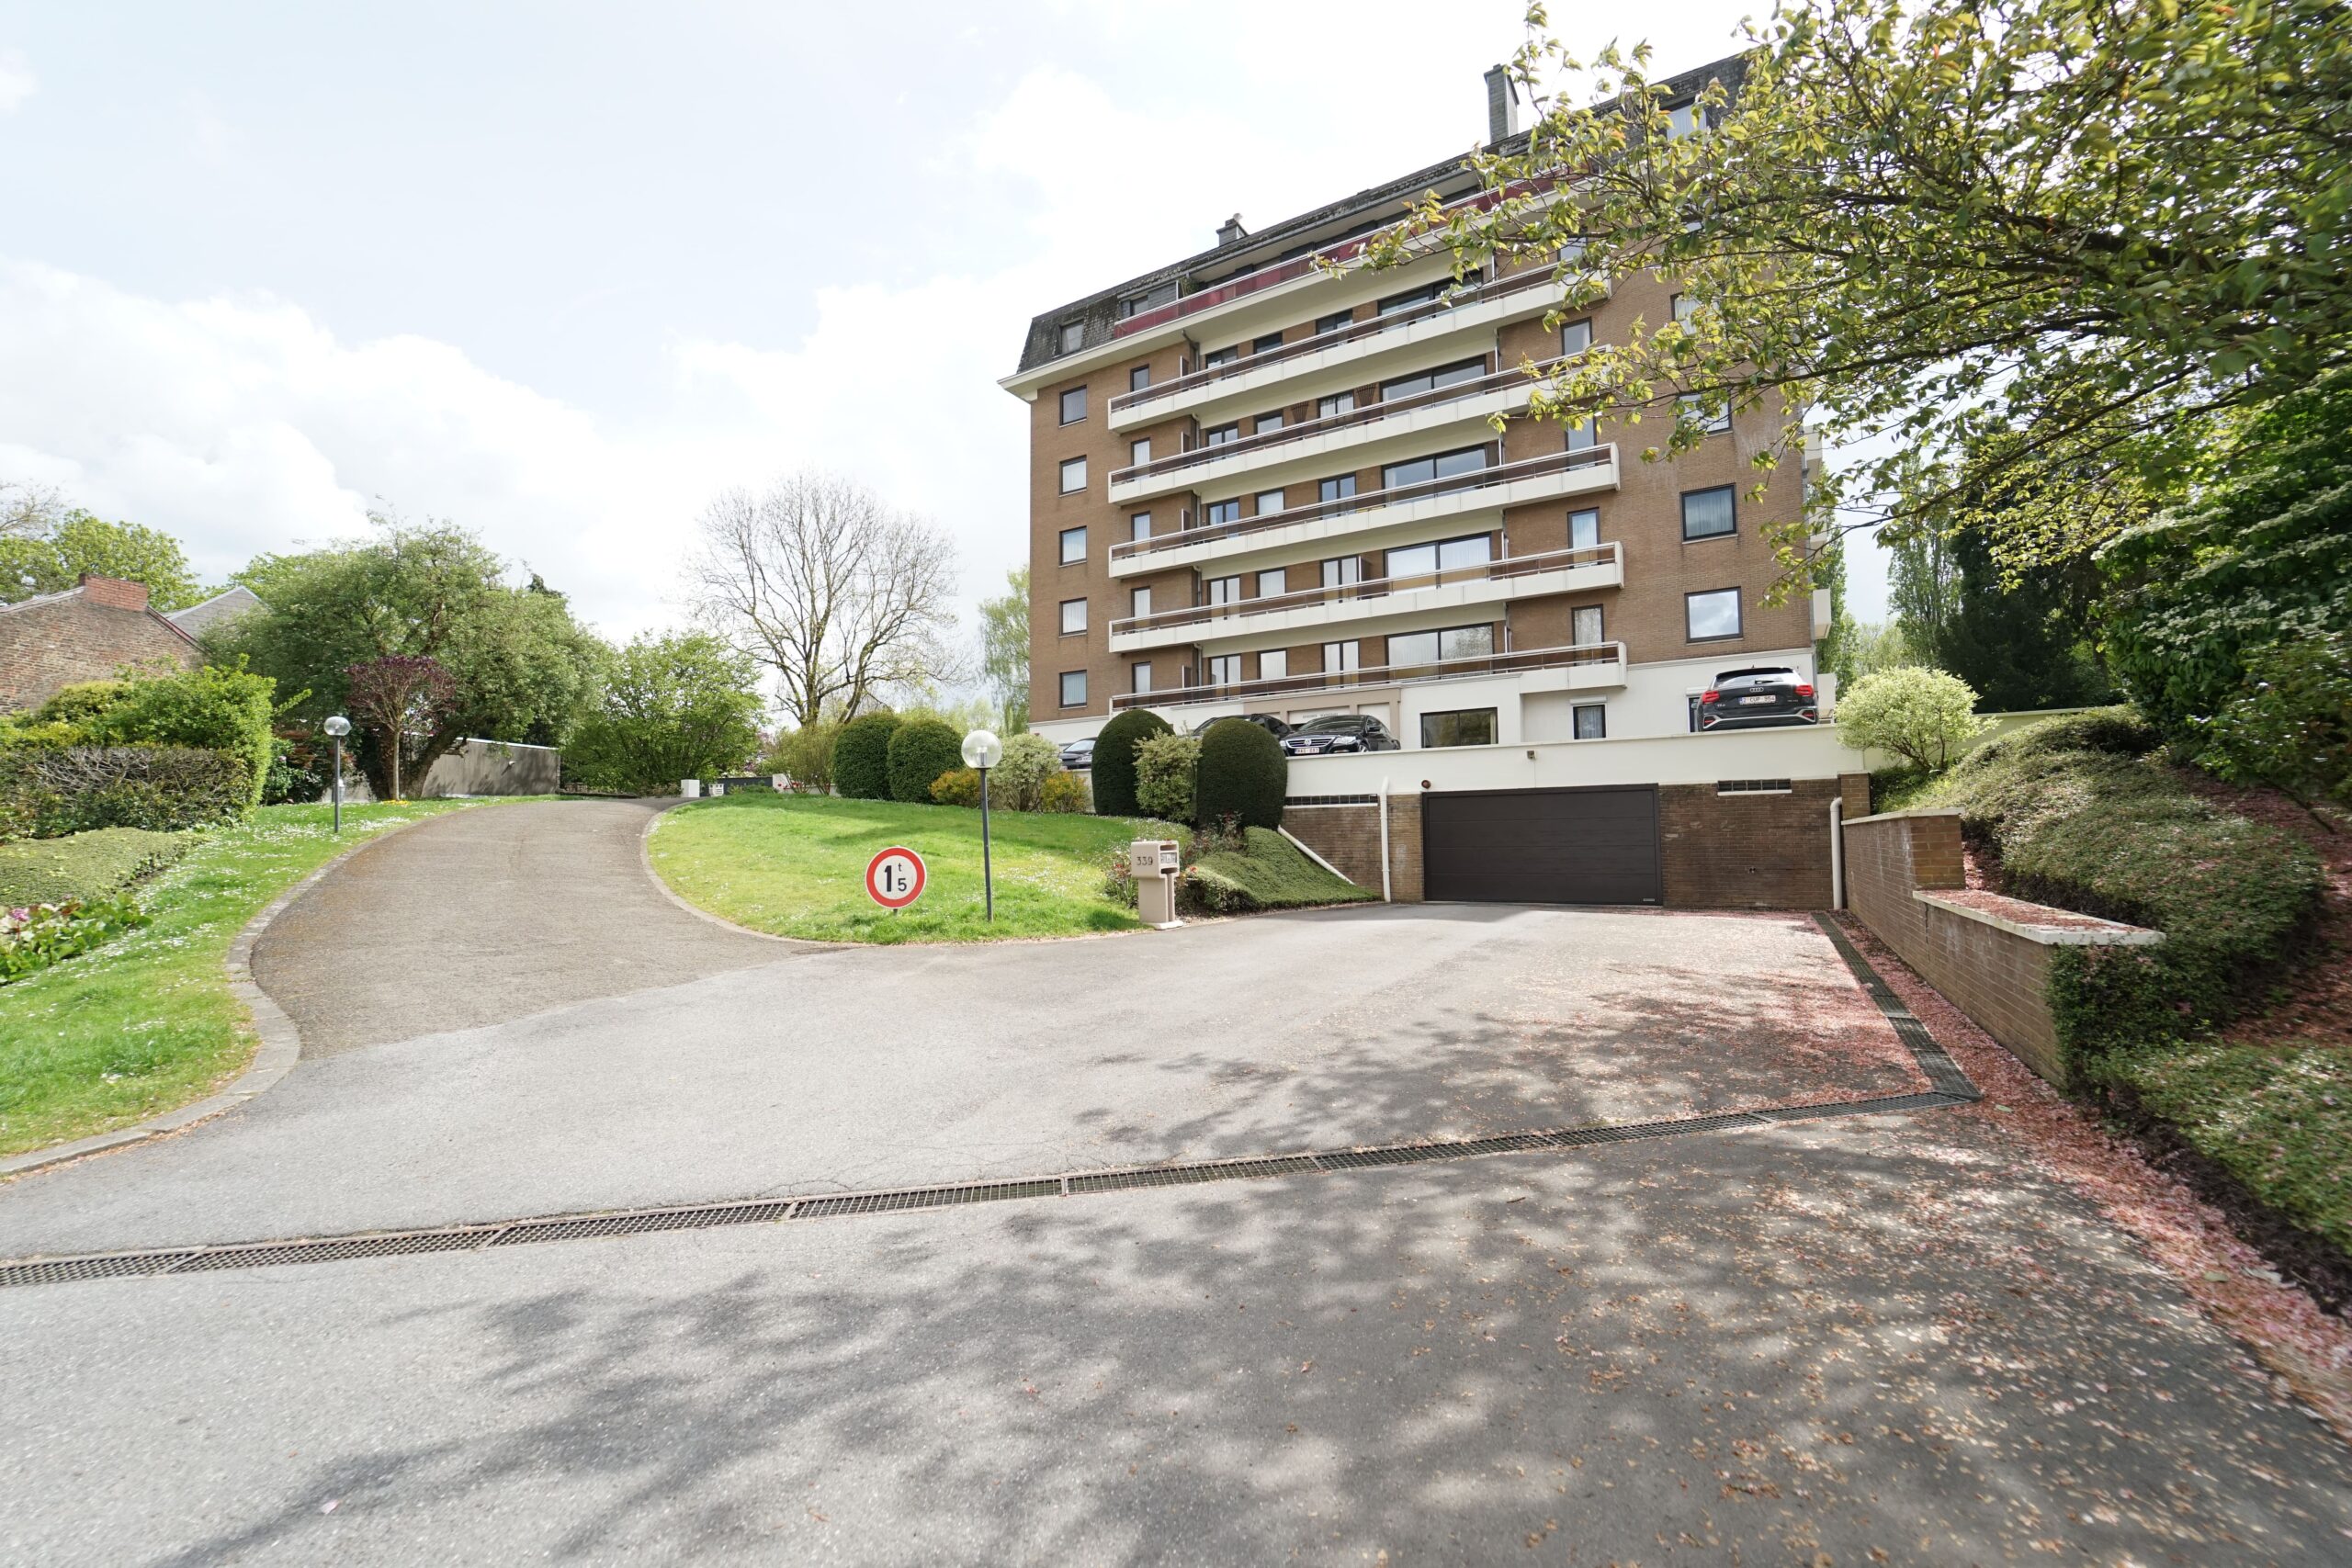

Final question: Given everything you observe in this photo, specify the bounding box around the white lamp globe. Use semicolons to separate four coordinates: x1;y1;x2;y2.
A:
323;716;352;738
961;729;1003;770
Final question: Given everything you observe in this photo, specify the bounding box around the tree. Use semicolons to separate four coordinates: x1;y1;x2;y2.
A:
685;471;965;727
1368;0;2352;584
1836;668;1988;773
344;655;458;801
1090;708;1170;818
564;633;764;795
0;506;202;610
213;515;604;800
977;565;1031;732
1891;525;2113;713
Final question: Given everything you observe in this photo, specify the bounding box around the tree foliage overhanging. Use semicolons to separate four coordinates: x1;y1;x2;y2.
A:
565;633;764;794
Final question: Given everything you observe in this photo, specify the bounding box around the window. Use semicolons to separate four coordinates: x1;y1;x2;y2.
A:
1255;489;1285;515
1204;499;1241;526
1317;391;1356;419
1568;508;1600;550
1686;587;1743;641
1129;365;1151;392
1259;649;1288;680
1058;525;1087;564
1204;575;1242;606
1562;318;1593;356
1132;662;1154;695
1131;586;1152;619
1572;703;1608;740
1059;670;1086;706
1118;283;1176;319
1385;532;1492;581
1319;473;1358;505
1204;345;1238;367
1059;598;1087;635
1376;281;1447;315
1316;308;1353;334
1387;625;1495;666
1258;568;1287;597
1129;438;1152;467
1379;357;1485;402
1255;411;1284;434
1382;446;1488;490
1057;321;1084;355
1571;605;1604;647
1323;640;1360;673
1565;419;1597;452
1204;653;1242;687
1679;393;1731;434
1252;333;1284;354
1058;457;1087;494
1130;512;1152;542
1681;485;1736;541
1204;422;1241;447
1667;101;1699;140
1420;708;1498;749
1058;386;1087;424
1321;557;1361;589
1671;293;1699;323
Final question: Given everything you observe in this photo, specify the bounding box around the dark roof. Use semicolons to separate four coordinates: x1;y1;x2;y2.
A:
1012;52;1750;377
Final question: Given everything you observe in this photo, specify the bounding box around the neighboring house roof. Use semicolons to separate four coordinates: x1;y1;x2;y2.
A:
164;584;267;639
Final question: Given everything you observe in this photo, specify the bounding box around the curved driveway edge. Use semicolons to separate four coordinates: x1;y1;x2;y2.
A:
0;808;467;1180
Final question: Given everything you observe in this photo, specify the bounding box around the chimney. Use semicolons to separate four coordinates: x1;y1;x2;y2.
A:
1485;64;1520;144
77;573;152;612
1216;213;1248;247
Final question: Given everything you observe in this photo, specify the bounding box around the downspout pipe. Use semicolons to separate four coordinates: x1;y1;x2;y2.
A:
1828;796;1845;909
1378;777;1393;903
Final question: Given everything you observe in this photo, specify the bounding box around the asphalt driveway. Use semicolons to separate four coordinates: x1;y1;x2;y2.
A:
3;796;2348;1563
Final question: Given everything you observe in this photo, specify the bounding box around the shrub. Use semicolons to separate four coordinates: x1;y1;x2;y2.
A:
1134;732;1201;824
1193;717;1286;830
1038;771;1089;814
886;717;964;804
2195;631;2352;808
929;767;982;807
763;721;841;793
261;734;331;805
992;732;1063;811
831;712;900;800
1090;708;1170;816
0;827;190;907
561;632;764;795
11;666;279;812
1835;667;1987;772
0;746;253;840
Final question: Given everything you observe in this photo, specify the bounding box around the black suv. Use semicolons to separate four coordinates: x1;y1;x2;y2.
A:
1280;714;1399;755
1195;714;1294;741
1698;666;1818;730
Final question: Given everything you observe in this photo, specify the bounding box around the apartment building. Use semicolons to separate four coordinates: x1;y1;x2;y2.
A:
999;58;1864;909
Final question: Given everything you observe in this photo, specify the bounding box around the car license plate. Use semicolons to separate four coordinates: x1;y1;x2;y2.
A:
1739;694;1776;705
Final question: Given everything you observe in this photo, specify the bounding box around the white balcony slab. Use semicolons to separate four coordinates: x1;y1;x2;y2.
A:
1109;556;1625;654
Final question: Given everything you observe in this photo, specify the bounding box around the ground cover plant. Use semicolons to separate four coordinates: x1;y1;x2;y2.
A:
0;827;189;908
0;799;471;1158
647;794;1179;943
1188;827;1377;913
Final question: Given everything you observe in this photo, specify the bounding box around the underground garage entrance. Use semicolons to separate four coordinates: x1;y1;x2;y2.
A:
1421;785;1664;906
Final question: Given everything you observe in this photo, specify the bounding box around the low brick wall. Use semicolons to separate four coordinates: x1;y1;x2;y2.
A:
1281;795;1424;900
1660;775;1869;909
1842;809;2160;1085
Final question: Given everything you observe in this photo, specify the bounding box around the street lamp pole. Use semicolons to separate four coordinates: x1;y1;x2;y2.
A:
961;729;1003;923
323;716;351;834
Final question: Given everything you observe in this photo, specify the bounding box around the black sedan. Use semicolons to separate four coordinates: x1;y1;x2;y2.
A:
1194;714;1295;741
1279;714;1399;755
1697;666;1819;730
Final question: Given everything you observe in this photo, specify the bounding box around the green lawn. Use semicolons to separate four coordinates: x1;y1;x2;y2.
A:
648;795;1184;943
0;800;476;1158
0;827;193;908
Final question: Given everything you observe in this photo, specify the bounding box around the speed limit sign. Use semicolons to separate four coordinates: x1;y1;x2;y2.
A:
865;846;926;909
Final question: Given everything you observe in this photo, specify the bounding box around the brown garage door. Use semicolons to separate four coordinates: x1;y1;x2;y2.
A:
1421;786;1663;905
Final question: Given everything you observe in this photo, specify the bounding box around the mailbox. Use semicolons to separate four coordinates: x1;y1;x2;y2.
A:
1129;839;1183;928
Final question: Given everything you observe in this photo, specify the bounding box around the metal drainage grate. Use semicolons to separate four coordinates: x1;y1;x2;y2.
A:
1069;1156;1318;1194
172;1231;492;1271
1812;912;1984;1104
794;1181;1060;1220
492;1201;795;1247
0;1252;202;1288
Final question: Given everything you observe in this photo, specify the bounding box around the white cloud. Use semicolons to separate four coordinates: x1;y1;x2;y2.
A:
0;49;33;113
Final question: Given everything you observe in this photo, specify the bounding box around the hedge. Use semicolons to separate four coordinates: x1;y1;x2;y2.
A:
886;718;964;804
1193;717;1286;830
1090;709;1169;817
831;713;901;800
0;746;254;840
0;827;191;908
5;666;277;812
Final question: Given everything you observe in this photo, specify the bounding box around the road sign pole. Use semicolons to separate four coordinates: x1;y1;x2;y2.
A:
978;766;993;922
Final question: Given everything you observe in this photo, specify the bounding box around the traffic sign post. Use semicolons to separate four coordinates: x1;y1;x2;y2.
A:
865;846;926;913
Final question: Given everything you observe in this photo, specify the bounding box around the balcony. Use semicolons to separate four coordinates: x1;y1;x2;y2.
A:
1108;355;1566;503
1111;639;1628;712
1106;267;1576;430
1108;543;1622;653
1108;446;1618;578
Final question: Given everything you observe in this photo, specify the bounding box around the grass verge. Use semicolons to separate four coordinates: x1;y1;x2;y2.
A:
0;827;193;908
648;794;1184;943
0;800;473;1159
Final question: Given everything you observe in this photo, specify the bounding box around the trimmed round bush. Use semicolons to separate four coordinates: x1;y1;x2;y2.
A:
1193;717;1286;830
1090;708;1170;816
831;712;900;799
886;717;963;803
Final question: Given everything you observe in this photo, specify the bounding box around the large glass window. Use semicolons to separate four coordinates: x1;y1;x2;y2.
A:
1255;489;1285;515
1129;438;1151;467
1204;575;1242;606
1058;670;1086;706
1323;640;1360;673
1252;333;1283;355
1681;485;1736;540
1204;346;1238;367
1386;625;1495;666
1568;508;1600;550
1565;419;1597;452
1058;386;1087;424
1379;357;1485;402
1130;512;1152;541
1385;533;1493;581
1667;102;1700;140
1319;473;1358;506
1257;568;1287;598
1562;318;1593;356
1679;393;1731;434
1128;364;1151;392
1259;649;1288;681
1204;422;1241;447
1419;708;1498;749
1059;598;1087;634
1317;391;1356;419
1255;411;1284;434
1321;558;1361;589
1316;308;1353;334
1204;653;1242;686
1686;587;1743;641
1572;703;1607;740
1203;499;1241;526
1132;662;1153;695
1057;321;1084;355
1058;525;1087;564
1376;280;1448;315
1130;586;1152;619
1058;457;1087;494
1382;446;1488;491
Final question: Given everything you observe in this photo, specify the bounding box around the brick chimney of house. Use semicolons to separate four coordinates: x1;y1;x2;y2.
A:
77;574;152;612
1485;64;1520;144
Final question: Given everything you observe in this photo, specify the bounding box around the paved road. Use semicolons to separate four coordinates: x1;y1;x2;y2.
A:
4;797;2348;1563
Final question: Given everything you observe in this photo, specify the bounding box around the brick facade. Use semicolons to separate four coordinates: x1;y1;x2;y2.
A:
1658;774;1870;909
0;576;201;713
1281;795;1424;901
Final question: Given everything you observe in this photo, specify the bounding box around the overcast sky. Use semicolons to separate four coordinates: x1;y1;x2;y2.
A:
0;0;1890;648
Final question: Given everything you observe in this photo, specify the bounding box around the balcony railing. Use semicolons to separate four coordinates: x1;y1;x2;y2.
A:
1109;446;1616;564
1111;639;1627;711
1109;543;1619;641
1110;355;1566;491
1107;266;1563;420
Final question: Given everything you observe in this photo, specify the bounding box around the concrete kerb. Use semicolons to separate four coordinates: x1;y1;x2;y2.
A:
0;808;477;1180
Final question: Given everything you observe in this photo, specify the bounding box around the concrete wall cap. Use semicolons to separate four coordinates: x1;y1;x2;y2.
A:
1843;807;1964;827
